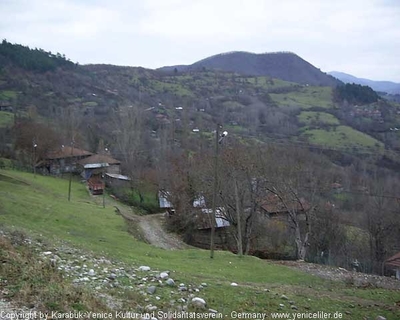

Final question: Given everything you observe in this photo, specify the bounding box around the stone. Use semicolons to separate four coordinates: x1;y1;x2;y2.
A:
88;269;96;276
139;266;151;272
281;295;289;300
145;305;157;312
291;306;298;310
43;251;52;255
209;309;218;314
375;317;386;320
191;297;206;308
160;272;169;279
230;282;238;286
166;278;175;286
108;273;117;280
147;286;156;295
201;283;207;287
279;304;285;308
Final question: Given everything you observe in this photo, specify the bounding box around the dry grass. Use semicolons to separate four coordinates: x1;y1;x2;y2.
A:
0;231;111;312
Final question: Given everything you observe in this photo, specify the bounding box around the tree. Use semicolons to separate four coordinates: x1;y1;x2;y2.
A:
260;146;331;260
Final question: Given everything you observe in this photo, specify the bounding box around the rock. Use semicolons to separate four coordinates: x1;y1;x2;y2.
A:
88;269;96;276
375;317;386;320
160;272;169;279
108;273;117;280
178;287;188;292
281;295;289;300
230;282;238;286
279;304;285;308
291;306;298;310
43;251;52;255
166;278;175;286
147;286;156;295
81;277;89;282
145;304;157;312
201;283;207;287
139;266;151;272
191;297;206;308
209;309;218;314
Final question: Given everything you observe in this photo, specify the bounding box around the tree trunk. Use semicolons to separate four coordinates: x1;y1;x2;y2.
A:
234;178;243;256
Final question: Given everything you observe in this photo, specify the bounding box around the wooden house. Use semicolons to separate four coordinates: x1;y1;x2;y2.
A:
39;146;92;175
385;252;400;280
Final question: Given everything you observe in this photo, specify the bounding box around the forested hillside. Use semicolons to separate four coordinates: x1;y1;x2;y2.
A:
1;41;400;276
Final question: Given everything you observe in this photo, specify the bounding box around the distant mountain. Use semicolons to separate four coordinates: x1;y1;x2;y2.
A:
158;51;340;87
329;71;400;95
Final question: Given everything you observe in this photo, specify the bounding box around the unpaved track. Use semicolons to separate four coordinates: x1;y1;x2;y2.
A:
137;213;190;250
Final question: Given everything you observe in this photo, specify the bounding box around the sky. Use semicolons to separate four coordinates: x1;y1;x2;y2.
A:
1;0;400;82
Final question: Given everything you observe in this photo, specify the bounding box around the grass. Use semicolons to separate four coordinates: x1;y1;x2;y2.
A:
298;111;340;126
0;90;17;100
271;86;334;109
0;233;111;312
0;111;14;128
302;125;384;151
0;170;399;318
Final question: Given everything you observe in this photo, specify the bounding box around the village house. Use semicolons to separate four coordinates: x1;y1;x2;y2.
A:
385;252;400;280
38;146;92;175
260;194;310;220
78;153;121;195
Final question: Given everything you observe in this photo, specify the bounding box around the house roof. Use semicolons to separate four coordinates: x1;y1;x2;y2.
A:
78;154;120;166
105;173;130;181
46;146;92;159
261;194;310;214
196;208;230;230
385;252;400;268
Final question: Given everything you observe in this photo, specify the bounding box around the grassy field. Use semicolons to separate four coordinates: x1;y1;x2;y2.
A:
0;170;399;318
302;125;384;151
0;89;17;100
0;111;14;128
271;86;334;109
298;111;340;126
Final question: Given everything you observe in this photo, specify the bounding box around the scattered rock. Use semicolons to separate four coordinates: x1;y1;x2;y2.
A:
160;272;169;279
147;286;156;295
166;278;175;286
291;305;298;310
230;282;238;286
281;295;289;300
191;297;206;308
375;317;386;320
139;266;151;272
107;273;117;280
88;269;96;276
42;251;52;255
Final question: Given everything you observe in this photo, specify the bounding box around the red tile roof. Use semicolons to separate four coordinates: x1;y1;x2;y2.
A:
261;194;310;214
46;146;92;159
385;252;400;268
78;154;120;166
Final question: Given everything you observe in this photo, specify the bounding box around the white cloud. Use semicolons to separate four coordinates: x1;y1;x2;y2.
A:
0;0;399;81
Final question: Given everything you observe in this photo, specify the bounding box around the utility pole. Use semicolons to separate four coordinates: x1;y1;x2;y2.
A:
210;124;220;259
33;139;37;178
68;139;74;201
210;125;228;259
234;178;243;256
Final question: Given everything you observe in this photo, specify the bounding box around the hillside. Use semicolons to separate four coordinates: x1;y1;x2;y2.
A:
329;71;400;95
1;41;400;168
159;51;340;87
0;170;399;318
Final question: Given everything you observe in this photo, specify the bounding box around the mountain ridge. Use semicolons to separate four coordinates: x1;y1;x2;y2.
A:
158;51;340;87
329;71;400;95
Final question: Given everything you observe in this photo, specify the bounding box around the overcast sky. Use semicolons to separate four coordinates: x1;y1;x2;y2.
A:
1;0;400;82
